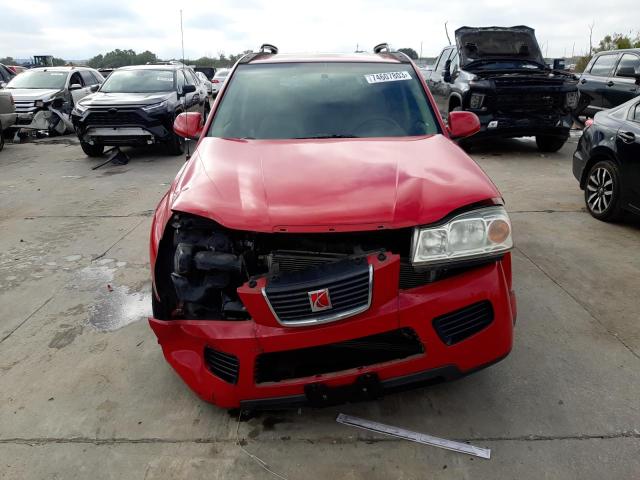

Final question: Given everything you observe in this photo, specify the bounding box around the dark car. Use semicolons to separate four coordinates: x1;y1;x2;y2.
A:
0;63;16;86
577;49;640;117
194;66;216;81
425;26;579;152
573;96;640;221
71;64;209;156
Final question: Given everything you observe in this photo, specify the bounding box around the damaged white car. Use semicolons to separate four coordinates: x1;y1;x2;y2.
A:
3;66;103;137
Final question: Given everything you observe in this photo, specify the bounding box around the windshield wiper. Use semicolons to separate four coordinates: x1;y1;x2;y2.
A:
294;134;359;139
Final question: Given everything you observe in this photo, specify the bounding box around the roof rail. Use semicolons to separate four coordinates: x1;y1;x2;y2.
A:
373;43;390;54
372;43;412;63
238;44;279;64
259;44;279;54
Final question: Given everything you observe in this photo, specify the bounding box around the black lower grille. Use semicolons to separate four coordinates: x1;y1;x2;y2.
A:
494;93;563;112
400;262;437;289
204;347;239;384
86;110;144;126
433;301;494;345
264;258;371;325
255;328;424;383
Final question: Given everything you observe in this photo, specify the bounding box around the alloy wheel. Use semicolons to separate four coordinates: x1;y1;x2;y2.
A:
586;167;613;214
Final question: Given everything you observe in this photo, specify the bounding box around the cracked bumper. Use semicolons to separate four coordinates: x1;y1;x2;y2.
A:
149;255;516;409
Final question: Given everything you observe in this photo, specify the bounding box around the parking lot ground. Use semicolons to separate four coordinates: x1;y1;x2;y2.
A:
1;135;639;479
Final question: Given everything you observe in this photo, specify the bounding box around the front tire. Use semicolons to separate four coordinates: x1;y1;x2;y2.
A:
584;160;623;222
167;131;185;156
536;135;567;152
80;141;104;157
0;132;4;152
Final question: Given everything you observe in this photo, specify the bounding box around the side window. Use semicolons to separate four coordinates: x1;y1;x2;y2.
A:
589;54;618;76
615;53;640;77
436;49;454;73
634;103;640;123
450;51;460;72
176;70;186;91
69;72;84;87
182;69;196;86
80;70;95;85
187;69;199;85
91;71;104;84
432;50;447;73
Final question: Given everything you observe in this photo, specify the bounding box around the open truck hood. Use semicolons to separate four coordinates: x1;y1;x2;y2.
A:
167;135;500;233
455;25;545;68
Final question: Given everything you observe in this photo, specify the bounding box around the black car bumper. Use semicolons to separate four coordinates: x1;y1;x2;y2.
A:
72;108;173;146
572;144;589;187
470;111;573;139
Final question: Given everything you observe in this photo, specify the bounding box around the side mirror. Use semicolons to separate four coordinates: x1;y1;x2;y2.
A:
90;84;100;93
181;84;196;95
443;59;452;83
447;111;480;139
173;112;203;140
0;81;6;89
69;83;82;91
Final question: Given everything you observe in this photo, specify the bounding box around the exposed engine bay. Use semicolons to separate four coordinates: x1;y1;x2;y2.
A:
152;213;499;321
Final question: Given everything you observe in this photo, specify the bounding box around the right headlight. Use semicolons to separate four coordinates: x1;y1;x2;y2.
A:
72;102;89;115
411;206;513;265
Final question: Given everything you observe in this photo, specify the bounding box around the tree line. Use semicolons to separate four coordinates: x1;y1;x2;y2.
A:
575;32;640;72
85;49;252;69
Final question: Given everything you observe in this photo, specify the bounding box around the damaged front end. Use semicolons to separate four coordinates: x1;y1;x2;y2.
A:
153;212;410;322
13;93;74;136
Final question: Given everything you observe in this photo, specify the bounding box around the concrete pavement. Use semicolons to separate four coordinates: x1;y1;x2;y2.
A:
0;135;638;479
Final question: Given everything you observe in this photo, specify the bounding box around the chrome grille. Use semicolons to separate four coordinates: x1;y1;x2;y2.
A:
14;101;36;113
263;261;372;326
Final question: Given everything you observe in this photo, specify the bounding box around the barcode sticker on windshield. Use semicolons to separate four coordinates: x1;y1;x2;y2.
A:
364;71;411;84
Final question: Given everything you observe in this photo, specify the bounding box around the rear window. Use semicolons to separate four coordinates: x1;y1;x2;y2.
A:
208;62;440;140
589;54;618;76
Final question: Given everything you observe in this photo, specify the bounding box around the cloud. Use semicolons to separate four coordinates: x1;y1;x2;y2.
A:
0;0;638;60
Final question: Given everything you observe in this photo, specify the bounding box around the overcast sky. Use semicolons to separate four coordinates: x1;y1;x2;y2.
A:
1;0;638;60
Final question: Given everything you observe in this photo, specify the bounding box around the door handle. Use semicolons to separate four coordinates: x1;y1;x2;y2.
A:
606;81;614;87
617;131;635;143
580;78;587;84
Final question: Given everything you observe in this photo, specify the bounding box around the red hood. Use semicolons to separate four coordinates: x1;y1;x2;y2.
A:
169;135;500;232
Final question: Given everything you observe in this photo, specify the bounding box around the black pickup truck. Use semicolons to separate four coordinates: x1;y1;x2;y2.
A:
425;26;579;152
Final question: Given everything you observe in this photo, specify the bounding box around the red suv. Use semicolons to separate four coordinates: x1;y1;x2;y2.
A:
149;44;516;409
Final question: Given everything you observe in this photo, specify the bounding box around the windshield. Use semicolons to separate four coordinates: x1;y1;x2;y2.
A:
100;69;175;93
6;70;67;89
467;59;545;71
214;70;229;79
209;63;440;140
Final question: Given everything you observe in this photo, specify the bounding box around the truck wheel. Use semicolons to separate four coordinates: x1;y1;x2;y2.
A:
585;160;624;222
167;131;186;156
535;135;567;153
80;142;104;157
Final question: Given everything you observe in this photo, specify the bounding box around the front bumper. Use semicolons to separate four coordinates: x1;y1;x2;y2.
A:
149;254;516;409
470;111;573;139
72;108;173;146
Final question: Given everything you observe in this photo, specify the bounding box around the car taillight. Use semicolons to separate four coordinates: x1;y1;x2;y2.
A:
585;119;594;128
212;79;220;84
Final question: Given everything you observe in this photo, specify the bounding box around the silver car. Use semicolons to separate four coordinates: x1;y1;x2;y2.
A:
196;71;213;96
211;68;230;96
4;66;104;135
